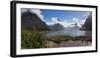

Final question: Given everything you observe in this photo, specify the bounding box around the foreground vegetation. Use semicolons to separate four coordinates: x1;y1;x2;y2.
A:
21;28;48;49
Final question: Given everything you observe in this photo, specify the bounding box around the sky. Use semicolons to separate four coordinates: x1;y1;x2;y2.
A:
21;8;91;27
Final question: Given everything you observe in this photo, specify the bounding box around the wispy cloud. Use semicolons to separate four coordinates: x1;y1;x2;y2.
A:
21;8;45;21
51;17;60;23
46;17;86;28
21;9;90;28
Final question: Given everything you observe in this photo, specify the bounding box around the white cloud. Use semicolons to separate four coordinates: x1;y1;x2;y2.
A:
73;18;78;23
60;21;73;27
30;9;44;21
51;17;59;23
46;22;55;25
47;17;74;27
72;18;80;27
46;17;86;28
81;19;86;24
21;8;45;21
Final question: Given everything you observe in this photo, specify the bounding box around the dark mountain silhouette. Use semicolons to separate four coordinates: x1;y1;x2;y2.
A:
21;11;50;31
49;23;64;31
82;13;92;31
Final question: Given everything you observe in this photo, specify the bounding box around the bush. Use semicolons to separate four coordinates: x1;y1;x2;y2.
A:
21;28;47;49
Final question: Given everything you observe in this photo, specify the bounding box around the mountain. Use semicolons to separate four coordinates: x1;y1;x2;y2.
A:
81;13;92;31
49;23;64;31
21;11;50;31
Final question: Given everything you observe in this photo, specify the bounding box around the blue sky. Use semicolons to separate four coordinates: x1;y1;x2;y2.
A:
41;9;91;27
22;8;91;27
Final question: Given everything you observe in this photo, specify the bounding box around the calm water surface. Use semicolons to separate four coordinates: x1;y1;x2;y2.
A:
46;27;92;37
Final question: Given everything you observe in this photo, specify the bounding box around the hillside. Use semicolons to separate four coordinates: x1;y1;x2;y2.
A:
21;11;50;31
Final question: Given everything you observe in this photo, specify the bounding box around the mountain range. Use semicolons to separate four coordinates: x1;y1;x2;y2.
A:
21;11;51;31
21;11;92;31
81;13;92;31
49;23;64;31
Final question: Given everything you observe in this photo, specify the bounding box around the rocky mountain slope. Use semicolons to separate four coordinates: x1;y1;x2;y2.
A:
82;13;92;31
49;23;64;31
21;11;50;31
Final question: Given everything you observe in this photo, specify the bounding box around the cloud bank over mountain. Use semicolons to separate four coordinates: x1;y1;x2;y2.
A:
21;8;45;21
46;17;86;28
21;8;90;28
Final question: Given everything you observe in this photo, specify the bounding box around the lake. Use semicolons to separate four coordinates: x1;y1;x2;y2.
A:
46;27;92;37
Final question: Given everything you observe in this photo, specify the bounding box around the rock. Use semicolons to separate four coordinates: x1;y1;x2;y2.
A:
47;41;58;48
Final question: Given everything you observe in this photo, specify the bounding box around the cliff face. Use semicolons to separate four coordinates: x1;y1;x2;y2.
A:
82;13;92;31
21;11;50;31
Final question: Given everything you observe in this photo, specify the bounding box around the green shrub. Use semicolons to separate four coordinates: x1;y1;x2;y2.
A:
21;28;47;49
